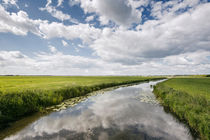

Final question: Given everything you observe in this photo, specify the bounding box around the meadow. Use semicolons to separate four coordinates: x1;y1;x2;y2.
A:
154;78;210;140
0;76;164;130
0;76;158;92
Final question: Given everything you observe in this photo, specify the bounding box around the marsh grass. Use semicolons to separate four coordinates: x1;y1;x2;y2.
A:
154;78;210;140
0;76;164;130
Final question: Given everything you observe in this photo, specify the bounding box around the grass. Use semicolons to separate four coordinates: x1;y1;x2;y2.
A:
0;76;164;130
154;78;210;140
0;76;165;92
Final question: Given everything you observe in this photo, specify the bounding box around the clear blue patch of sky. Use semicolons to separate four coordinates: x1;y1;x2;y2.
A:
0;32;48;56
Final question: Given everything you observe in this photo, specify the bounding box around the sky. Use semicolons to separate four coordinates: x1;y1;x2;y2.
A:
0;0;210;75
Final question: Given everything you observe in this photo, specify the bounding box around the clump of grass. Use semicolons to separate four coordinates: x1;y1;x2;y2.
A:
0;76;164;130
154;78;210;140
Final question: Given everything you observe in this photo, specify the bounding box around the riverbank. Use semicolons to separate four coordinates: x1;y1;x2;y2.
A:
153;78;210;140
0;76;164;130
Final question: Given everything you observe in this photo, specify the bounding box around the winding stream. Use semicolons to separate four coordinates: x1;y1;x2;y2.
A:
4;80;194;140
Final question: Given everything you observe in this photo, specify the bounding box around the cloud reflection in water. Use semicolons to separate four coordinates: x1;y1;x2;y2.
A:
5;81;192;140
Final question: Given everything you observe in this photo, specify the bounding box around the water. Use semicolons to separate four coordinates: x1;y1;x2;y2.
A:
4;80;193;140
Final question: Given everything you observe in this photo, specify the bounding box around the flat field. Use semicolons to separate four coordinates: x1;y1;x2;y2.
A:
162;78;210;99
154;78;210;140
0;76;159;92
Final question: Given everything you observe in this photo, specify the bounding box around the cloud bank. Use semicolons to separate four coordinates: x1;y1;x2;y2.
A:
0;0;210;75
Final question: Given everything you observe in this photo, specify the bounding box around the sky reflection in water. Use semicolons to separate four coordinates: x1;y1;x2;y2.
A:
5;80;193;140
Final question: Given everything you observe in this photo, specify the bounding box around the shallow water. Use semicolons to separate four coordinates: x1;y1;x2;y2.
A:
4;80;194;140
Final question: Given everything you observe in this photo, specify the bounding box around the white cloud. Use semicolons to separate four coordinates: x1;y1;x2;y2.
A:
98;16;109;25
163;51;210;66
46;0;52;7
0;5;43;36
39;22;101;44
2;0;17;5
2;0;18;7
78;44;85;48
0;49;209;75
24;3;28;8
48;45;57;53
0;5;101;44
90;3;210;65
85;15;94;22
61;40;68;47
0;1;210;75
40;0;77;23
71;0;145;27
40;6;72;22
0;51;27;62
57;0;63;7
69;0;80;6
0;51;35;75
150;0;201;20
0;50;118;75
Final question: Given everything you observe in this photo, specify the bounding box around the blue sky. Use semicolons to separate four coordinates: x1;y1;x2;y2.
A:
0;0;210;75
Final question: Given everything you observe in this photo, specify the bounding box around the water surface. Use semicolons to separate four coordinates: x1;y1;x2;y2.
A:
5;80;193;140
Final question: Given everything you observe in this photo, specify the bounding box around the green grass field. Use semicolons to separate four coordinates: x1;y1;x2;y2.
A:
161;78;210;100
0;76;164;130
154;78;210;140
0;76;160;92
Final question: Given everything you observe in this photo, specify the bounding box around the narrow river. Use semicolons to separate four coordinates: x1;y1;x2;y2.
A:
4;80;194;140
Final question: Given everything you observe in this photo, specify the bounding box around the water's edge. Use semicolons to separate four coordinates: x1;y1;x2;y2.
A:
153;83;201;139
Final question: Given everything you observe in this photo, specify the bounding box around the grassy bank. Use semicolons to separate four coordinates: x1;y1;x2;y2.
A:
154;78;210;140
0;76;164;130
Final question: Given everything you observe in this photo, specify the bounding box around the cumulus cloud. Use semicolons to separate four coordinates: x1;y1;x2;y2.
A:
0;5;43;36
71;0;144;27
90;3;210;65
39;22;101;44
0;0;210;75
0;51;27;62
0;5;101;44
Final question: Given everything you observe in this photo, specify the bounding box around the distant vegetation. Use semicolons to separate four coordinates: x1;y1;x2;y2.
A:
154;78;210;140
0;76;164;130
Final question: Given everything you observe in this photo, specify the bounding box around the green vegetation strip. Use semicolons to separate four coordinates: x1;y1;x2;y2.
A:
153;78;210;140
0;76;164;130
